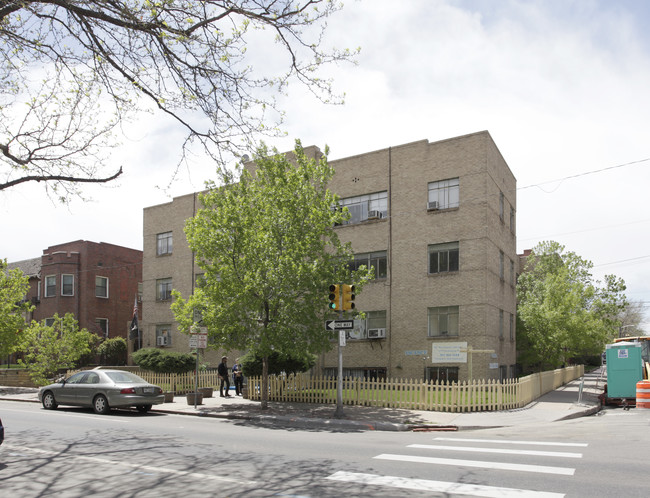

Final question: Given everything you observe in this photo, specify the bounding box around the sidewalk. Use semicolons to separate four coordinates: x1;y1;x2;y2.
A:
0;369;604;432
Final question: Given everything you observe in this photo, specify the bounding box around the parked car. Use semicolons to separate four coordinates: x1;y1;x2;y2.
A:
38;369;165;415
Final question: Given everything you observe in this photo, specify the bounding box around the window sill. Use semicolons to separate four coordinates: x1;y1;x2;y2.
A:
427;206;459;214
427;335;459;339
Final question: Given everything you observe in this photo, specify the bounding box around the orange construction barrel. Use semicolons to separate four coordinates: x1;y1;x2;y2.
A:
636;380;650;409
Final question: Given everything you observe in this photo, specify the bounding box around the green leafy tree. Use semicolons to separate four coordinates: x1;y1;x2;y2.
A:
0;259;33;359
98;337;128;366
240;350;316;377
1;1;357;200
132;348;195;374
172;141;373;408
19;313;96;385
517;241;627;371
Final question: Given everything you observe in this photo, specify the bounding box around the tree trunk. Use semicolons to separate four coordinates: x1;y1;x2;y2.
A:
261;355;269;410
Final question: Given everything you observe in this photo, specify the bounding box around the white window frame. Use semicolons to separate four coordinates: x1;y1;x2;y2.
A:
156;324;172;347
428;242;459;274
157;231;173;256
338;191;388;225
428;178;459;210
95;318;109;338
96;276;109;298
61;274;74;296
44;275;56;297
350;251;387;280
427;306;459;337
156;278;173;301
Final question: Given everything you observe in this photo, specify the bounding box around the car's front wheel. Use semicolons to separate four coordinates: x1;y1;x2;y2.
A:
137;405;152;413
93;394;110;415
42;391;58;410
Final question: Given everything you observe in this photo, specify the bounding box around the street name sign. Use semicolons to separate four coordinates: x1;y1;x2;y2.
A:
189;332;208;349
325;319;354;330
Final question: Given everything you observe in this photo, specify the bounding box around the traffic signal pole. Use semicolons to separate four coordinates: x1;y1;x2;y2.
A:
329;284;353;419
334;289;345;419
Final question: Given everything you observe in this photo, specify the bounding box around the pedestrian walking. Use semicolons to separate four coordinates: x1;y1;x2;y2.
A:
232;358;244;396
218;356;231;397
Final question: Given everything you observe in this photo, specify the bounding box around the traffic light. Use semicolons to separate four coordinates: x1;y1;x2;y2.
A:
342;284;355;311
328;284;340;310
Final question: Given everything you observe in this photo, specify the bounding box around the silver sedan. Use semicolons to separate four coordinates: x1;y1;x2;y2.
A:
38;369;165;414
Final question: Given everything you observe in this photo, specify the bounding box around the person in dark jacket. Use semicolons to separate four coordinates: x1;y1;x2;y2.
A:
218;356;231;397
232;358;244;396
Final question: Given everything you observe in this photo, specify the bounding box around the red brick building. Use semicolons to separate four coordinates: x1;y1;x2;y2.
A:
8;240;142;341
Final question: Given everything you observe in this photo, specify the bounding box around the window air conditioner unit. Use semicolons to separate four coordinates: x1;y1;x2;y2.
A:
367;210;382;220
428;201;439;211
157;336;168;346
367;328;386;339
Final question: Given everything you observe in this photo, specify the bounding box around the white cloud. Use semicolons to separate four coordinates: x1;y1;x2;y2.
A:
3;0;650;326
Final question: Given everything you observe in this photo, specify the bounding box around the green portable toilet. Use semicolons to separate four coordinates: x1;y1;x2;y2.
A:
606;342;643;398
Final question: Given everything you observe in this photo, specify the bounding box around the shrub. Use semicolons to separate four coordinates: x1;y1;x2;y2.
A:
98;337;127;365
132;348;195;374
240;350;316;377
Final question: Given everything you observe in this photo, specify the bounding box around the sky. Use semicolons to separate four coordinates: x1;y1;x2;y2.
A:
3;0;650;328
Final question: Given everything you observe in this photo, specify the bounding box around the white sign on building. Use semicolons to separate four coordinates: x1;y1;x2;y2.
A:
431;341;468;363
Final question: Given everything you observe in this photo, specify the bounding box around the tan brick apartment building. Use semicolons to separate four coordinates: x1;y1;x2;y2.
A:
8;240;143;343
142;131;517;381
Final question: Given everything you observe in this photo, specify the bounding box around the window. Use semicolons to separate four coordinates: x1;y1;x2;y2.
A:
156;324;172;347
509;313;515;341
348;311;387;340
95;318;108;338
428;178;459;210
157;231;173;256
428;306;459;337
429;242;459;274
425;366;459;383
510;259;515;286
499;192;504;222
156;278;173;301
510;207;515;233
323;367;386;380
45;275;56;297
499;310;504;339
96;276;109;298
499;251;505;280
350;251;387;279
338;191;388;225
62;274;74;296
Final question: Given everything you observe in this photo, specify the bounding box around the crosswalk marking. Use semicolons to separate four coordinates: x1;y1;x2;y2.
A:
374;453;575;475
408;443;583;458
326;471;565;498
433;437;589;447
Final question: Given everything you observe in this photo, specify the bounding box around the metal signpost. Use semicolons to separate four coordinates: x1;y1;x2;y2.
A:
190;326;208;409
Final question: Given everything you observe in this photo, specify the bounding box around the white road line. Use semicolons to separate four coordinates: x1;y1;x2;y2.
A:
408;444;583;459
433;437;588;447
374;453;575;475
326;471;565;498
4;445;257;485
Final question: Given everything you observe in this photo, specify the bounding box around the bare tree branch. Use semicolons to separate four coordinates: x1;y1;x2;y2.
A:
1;1;356;201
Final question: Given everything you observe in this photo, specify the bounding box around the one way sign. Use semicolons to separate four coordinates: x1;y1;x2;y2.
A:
325;319;354;330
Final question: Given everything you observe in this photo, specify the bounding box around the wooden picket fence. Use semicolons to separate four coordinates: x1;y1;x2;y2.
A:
65;364;584;412
246;365;584;412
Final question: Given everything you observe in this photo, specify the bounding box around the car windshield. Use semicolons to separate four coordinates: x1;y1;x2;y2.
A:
105;371;147;384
